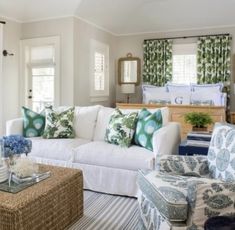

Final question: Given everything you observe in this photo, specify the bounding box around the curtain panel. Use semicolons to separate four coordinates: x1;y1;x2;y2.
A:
143;39;173;86
197;35;232;84
197;34;232;120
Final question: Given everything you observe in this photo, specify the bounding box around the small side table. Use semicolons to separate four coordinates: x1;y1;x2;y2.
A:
230;112;235;124
179;140;209;156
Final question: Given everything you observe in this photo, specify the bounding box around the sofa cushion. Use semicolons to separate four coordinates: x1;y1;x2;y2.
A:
120;107;169;127
208;124;235;182
73;105;101;140
93;107;114;141
105;109;138;147
73;141;154;170
134;108;162;151
22;106;45;137
137;170;188;222
94;107;169;142
43;107;75;139
29;137;90;161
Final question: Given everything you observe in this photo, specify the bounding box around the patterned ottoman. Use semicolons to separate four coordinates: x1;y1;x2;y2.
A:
0;165;83;230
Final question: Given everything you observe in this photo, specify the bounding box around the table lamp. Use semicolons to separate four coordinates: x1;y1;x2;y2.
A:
121;84;135;103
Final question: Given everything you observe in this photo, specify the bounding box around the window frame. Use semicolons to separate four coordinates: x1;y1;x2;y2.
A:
172;42;197;85
90;39;109;102
20;36;60;109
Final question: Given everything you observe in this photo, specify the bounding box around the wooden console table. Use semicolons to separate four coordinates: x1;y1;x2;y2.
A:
116;103;226;140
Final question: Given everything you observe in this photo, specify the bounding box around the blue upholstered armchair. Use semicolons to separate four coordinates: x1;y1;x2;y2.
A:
137;123;235;230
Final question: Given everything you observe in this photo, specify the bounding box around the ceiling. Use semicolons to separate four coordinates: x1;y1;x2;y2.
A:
0;0;235;35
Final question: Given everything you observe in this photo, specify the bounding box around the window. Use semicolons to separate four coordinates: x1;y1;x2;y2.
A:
172;43;197;84
90;40;109;101
21;37;60;112
94;52;105;91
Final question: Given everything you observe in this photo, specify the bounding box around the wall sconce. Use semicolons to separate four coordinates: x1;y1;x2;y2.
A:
2;50;14;57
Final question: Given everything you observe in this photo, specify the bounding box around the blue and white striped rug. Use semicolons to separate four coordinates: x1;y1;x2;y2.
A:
69;190;140;230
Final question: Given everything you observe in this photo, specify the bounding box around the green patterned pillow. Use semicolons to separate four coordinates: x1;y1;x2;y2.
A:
105;109;138;147
22;107;45;137
43;107;75;139
134;108;162;151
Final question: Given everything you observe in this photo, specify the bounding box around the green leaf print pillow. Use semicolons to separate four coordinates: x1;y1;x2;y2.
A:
43;107;75;139
134;108;163;151
105;109;138;147
22;107;45;137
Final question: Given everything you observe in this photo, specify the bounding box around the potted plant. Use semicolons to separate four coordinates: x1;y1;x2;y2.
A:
184;112;213;132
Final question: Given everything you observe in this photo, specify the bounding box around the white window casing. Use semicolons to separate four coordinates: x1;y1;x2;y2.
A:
90;39;109;102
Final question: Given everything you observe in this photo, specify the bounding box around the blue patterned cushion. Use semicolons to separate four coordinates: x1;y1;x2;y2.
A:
137;170;188;222
208;125;235;182
156;155;209;177
134;108;162;151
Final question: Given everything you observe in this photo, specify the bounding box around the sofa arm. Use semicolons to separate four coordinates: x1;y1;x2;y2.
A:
188;179;235;228
152;122;181;157
6;118;23;135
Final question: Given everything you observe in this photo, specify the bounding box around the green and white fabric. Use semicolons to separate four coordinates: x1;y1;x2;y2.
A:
22;106;45;137
43;107;75;139
207;125;235;182
197;35;231;85
105;109;138;147
143;39;173;86
134;108;162;151
156;155;210;177
197;35;232;119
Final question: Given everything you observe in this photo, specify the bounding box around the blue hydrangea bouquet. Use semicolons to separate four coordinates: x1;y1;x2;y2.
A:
0;135;32;158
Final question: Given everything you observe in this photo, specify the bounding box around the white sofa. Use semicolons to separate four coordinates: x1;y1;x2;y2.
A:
6;105;181;197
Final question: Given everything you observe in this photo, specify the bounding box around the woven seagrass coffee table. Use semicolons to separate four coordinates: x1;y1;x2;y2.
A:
0;164;83;230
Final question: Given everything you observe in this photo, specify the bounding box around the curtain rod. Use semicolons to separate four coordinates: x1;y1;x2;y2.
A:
144;33;230;42
0;21;6;24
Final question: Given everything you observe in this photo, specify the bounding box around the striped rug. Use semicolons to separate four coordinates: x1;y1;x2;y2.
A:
69;190;140;230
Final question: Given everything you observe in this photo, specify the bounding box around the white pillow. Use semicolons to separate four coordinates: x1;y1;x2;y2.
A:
191;83;223;93
170;92;191;105
166;83;191;93
142;85;167;103
191;91;222;106
144;91;171;104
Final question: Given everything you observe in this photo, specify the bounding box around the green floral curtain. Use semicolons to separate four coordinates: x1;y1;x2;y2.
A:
143;39;173;86
197;35;232;84
197;34;232;121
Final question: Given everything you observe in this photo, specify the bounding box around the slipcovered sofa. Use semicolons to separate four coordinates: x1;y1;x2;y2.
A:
6;105;181;197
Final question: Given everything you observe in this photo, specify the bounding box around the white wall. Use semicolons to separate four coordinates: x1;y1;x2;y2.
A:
74;18;117;107
22;17;74;106
2;19;21;134
116;27;235;110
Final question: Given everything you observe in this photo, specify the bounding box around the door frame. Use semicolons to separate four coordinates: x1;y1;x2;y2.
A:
20;36;60;109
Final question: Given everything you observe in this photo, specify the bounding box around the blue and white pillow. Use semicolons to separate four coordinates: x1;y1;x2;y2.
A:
207;124;235;182
191;83;223;93
166;83;191;93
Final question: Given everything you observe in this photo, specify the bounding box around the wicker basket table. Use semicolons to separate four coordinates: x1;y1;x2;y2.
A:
0;164;83;230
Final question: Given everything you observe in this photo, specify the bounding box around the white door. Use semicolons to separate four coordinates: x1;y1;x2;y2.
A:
21;37;60;112
0;24;3;134
28;64;55;112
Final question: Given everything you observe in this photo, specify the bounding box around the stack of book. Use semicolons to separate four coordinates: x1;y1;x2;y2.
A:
186;131;212;147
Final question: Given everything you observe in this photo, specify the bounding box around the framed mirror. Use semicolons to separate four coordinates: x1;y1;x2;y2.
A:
118;53;141;85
